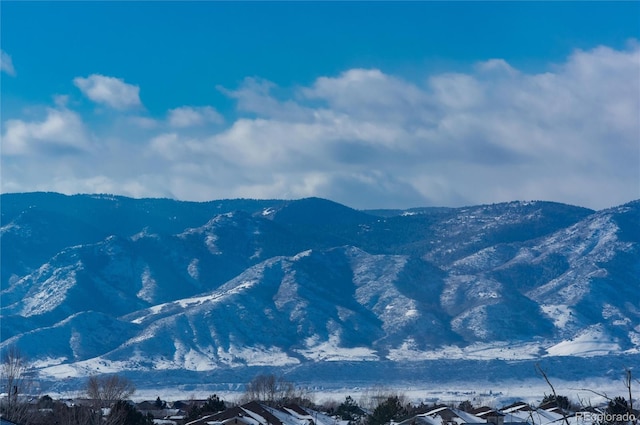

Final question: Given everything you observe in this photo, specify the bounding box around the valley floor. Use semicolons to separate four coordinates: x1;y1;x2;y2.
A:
41;376;633;407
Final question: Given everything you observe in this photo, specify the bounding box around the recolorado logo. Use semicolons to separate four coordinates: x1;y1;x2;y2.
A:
575;412;637;423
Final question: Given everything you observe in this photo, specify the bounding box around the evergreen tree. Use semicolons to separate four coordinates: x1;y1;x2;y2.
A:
202;394;226;413
109;400;154;425
154;396;165;409
604;396;630;425
368;396;406;425
187;394;226;421
337;396;365;424
607;396;629;416
458;400;474;412
541;394;570;410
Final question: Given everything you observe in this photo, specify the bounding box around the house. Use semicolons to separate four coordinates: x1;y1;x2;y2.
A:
138;401;159;411
186;401;285;425
394;414;441;425
500;402;562;425
279;404;315;424
501;403;534;414
185;401;341;425
173;400;195;410
538;402;563;414
137;399;183;420
472;407;505;425
265;404;339;425
395;405;487;425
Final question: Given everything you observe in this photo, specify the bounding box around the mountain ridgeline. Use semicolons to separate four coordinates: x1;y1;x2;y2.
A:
1;192;638;388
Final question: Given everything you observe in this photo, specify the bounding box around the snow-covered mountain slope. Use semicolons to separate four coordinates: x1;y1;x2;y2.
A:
444;202;640;350
1;210;303;330
0;193;284;286
1;193;638;386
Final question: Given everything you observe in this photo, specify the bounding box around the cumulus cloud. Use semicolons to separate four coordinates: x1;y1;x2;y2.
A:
1;50;16;76
2;107;90;156
3;43;638;210
303;69;432;125
218;77;313;121
204;44;639;208
167;106;224;127
73;74;142;110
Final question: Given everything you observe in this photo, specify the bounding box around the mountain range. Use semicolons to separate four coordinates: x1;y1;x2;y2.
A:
1;192;638;391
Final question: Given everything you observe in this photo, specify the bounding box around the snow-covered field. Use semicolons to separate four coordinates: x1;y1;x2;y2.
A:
125;378;626;407
36;355;636;409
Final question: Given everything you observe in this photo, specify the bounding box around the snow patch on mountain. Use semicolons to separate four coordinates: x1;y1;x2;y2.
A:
525;213;633;304
296;333;379;361
441;275;502;314
546;325;620;357
130;277;261;325
451;305;492;340
540;304;576;329
20;262;82;317
30;357;68;369
205;234;221;254
601;303;633;326
40;357;133;379
0;221;20;236
137;265;157;302
273;268;306;319
387;339;544;361
221;345;300;367
349;248;414;331
187;258;200;280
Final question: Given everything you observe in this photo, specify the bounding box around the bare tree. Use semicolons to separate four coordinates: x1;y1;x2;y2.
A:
623;368;637;425
535;363;571;425
243;374;296;406
54;402;100;425
86;374;135;405
359;385;405;412
1;346;36;424
84;374;136;425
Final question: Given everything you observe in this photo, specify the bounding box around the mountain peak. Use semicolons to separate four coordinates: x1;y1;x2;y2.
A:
264;197;376;226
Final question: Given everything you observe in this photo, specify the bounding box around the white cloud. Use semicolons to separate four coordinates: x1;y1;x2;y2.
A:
167;106;223;127
149;132;181;159
428;73;485;110
3;43;638;210
53;95;70;108
128;116;159;129
2;107;90;156
73;74;142;110
207;44;639;208
218;77;312;121
301;69;436;128
0;50;16;76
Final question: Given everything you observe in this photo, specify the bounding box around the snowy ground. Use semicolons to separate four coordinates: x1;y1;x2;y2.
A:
104;378;625;408
33;355;638;408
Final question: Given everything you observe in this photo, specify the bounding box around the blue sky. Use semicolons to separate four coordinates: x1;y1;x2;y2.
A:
1;2;639;209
